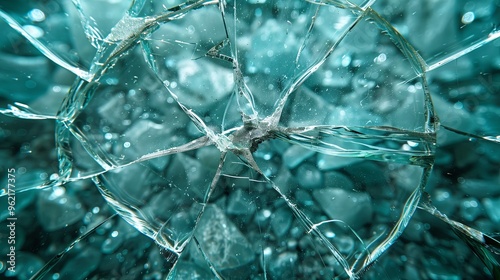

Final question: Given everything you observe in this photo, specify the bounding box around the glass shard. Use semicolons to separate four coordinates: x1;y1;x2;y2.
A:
1;0;499;279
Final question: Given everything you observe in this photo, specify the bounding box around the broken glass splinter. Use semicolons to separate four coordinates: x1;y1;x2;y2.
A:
0;0;499;279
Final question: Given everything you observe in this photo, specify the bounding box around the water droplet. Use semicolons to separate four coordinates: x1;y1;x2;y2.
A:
28;9;46;22
461;12;475;24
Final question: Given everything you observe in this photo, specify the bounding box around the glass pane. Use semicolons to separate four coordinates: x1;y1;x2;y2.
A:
1;0;499;279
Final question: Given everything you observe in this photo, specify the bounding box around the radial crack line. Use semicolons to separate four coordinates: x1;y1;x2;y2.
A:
294;5;320;71
440;124;500;144
419;194;500;276
272;126;435;165
200;38;259;127
29;214;118;280
0;103;57;120
162;84;232;151
203;43;258;122
0;136;213;198
308;218;379;271
266;177;354;278
92;0;218;80
186;152;227;255
355;167;430;275
142;55;233;151
305;0;363;11
426;28;500;73
236;149;354;277
65;122;118;170
266;14;363;126
75;136;213;180
71;0;105;49
192;236;225;280
215;0;259;122
0;178;63;197
0;9;92;81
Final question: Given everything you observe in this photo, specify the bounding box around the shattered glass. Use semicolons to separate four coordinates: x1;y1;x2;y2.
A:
0;0;499;279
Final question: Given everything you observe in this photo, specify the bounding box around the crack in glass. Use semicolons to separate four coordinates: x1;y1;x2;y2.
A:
0;0;499;279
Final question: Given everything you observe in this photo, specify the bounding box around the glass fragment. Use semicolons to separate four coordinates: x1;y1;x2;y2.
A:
1;0;499;279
